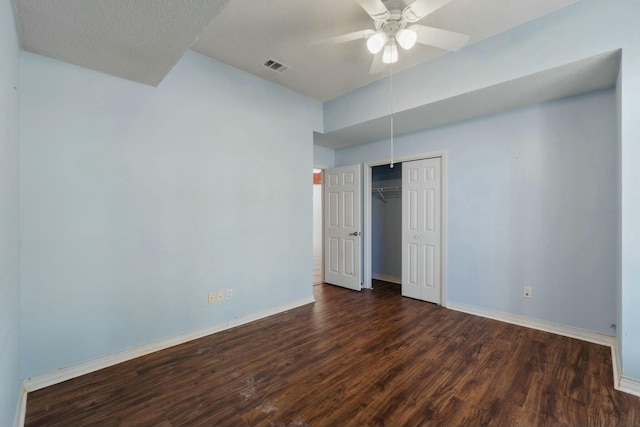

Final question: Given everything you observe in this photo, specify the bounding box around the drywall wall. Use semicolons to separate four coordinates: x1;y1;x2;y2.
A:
313;144;334;169
615;62;623;372
619;48;640;382
327;0;640;382
0;0;21;424
19;50;322;378
337;89;617;336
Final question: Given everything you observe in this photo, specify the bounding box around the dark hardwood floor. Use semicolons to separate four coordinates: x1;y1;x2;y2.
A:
25;281;640;426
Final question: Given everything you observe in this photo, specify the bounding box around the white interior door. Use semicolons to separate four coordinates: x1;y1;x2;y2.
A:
402;158;442;304
324;164;362;291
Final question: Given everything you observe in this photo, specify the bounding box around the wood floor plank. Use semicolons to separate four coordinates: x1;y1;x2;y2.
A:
25;281;640;426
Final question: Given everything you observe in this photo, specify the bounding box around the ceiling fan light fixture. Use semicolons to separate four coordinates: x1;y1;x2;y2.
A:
396;28;417;50
382;42;398;64
366;31;387;54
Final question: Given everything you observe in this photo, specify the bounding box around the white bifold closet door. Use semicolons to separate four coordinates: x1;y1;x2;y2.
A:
402;157;442;304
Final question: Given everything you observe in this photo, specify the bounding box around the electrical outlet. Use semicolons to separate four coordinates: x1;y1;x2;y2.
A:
218;290;224;302
523;287;532;298
208;292;216;304
226;288;233;300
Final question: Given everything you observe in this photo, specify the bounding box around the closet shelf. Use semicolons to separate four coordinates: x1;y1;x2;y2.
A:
372;186;401;203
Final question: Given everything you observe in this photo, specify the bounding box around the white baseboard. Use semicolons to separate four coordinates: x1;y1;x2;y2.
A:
445;302;640;397
612;343;621;389
14;385;26;427
371;274;401;285
447;301;615;347
619;375;640;397
22;296;315;393
612;343;640;397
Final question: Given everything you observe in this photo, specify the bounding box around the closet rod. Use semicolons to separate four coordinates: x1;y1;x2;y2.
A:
371;186;401;192
376;188;387;203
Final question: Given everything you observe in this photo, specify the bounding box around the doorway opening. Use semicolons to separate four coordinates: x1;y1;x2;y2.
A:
371;164;402;287
312;168;323;285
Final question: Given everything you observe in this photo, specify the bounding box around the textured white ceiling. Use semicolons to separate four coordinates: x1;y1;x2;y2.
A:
14;0;230;86
192;0;579;101
13;0;578;99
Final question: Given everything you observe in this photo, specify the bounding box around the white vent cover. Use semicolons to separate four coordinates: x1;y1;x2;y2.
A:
263;58;291;73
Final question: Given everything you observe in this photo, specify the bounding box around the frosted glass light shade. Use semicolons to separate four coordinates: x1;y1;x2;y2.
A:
382;43;398;64
366;32;387;54
396;28;417;50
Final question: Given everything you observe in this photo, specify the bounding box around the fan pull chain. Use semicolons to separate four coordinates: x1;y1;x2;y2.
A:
389;66;394;168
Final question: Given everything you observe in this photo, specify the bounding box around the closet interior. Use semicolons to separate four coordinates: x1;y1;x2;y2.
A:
371;163;402;285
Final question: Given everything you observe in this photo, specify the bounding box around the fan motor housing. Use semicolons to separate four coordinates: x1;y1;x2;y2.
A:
374;10;406;36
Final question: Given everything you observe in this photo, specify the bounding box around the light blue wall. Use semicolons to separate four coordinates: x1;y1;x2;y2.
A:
337;90;617;336
19;51;322;378
313;144;334;169
615;63;623;371
371;196;402;279
328;0;640;382
619;49;640;381
0;0;21;424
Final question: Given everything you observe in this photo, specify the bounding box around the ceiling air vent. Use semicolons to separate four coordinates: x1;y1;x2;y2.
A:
263;58;291;73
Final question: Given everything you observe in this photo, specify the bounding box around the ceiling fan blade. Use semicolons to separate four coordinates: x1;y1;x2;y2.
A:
354;0;390;21
310;29;374;46
409;24;470;51
369;52;385;74
403;0;452;22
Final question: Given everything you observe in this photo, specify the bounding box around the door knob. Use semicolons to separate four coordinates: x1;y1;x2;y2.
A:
349;231;361;236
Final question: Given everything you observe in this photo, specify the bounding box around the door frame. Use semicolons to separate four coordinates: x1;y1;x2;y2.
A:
313;167;326;285
363;150;448;306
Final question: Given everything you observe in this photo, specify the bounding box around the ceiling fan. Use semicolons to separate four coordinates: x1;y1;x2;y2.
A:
315;0;470;73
